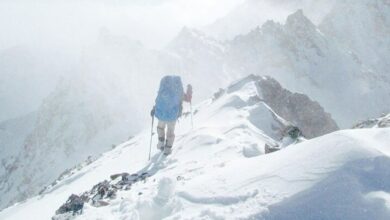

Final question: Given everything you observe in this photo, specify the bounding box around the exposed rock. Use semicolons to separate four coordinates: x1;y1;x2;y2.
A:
55;194;84;216
53;170;151;218
256;75;339;138
353;113;390;129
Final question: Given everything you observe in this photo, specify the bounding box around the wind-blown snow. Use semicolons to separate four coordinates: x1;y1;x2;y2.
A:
1;0;389;215
1;79;389;220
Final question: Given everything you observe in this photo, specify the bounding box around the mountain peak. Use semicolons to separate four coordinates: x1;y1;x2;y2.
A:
172;27;217;45
167;26;225;58
177;27;204;39
261;20;282;33
285;9;316;33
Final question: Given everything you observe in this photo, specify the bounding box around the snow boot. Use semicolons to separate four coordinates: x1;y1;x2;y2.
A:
157;137;165;151
164;146;172;155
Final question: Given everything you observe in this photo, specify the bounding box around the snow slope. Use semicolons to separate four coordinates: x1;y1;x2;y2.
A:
2;0;389;215
1;77;389;220
0;32;176;210
3;1;389;210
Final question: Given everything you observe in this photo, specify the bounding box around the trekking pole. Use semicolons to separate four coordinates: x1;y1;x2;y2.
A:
186;84;193;130
148;115;155;161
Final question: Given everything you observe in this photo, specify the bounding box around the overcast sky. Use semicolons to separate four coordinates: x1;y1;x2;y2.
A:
0;0;245;50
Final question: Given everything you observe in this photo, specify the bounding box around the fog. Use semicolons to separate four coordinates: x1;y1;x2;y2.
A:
206;0;337;40
0;0;249;208
2;0;388;211
0;0;342;131
0;0;250;121
0;0;336;122
0;0;245;50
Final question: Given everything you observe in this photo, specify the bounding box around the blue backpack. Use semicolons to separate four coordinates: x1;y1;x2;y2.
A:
155;75;184;121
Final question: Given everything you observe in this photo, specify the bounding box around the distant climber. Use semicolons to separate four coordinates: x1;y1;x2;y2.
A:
150;75;192;155
265;125;304;154
280;125;303;147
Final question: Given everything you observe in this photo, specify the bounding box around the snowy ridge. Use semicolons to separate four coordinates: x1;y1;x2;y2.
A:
0;77;389;220
353;113;390;129
170;3;390;127
225;9;389;127
2;1;389;210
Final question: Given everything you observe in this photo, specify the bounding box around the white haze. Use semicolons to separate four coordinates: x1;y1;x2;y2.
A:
205;0;338;40
0;0;246;122
0;0;337;122
0;0;245;51
0;0;248;209
1;0;389;212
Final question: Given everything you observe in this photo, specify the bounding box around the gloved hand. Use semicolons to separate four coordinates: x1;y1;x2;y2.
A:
150;106;155;117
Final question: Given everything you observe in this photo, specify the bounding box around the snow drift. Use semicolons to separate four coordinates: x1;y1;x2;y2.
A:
2;0;390;210
0;76;388;220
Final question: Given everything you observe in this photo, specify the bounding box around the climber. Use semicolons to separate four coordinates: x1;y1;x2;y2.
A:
150;75;192;155
265;125;303;154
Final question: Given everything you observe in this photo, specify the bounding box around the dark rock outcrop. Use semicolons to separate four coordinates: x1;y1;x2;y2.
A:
256;75;339;138
353;113;390;129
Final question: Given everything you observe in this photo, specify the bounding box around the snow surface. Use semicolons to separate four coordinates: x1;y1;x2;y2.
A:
1;80;389;220
2;0;390;210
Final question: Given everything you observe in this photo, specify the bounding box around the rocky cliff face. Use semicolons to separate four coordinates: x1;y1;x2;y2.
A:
255;75;339;138
224;74;339;139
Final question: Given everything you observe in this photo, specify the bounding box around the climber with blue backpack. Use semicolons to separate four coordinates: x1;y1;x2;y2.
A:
150;75;192;156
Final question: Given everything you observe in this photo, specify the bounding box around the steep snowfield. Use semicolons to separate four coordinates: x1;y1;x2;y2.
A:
2;0;389;210
1;78;389;220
